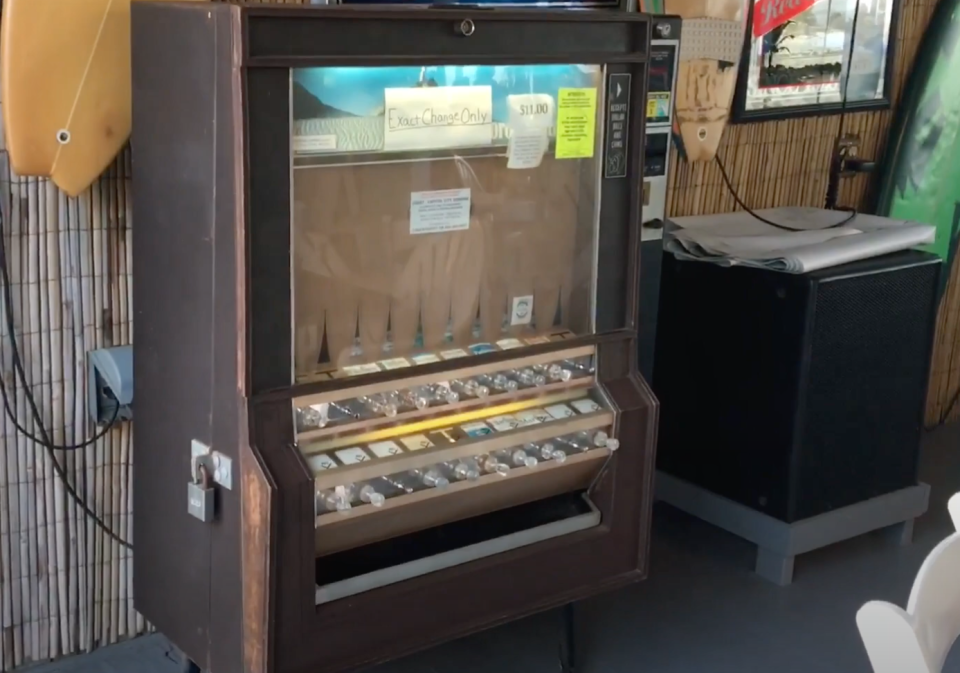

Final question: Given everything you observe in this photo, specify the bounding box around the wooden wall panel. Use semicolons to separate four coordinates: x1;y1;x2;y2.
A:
0;0;952;669
665;0;958;426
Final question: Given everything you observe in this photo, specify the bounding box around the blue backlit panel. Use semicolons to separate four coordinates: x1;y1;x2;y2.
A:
293;65;598;123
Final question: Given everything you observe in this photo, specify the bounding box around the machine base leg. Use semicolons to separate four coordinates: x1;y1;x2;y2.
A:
755;547;795;586
559;602;576;673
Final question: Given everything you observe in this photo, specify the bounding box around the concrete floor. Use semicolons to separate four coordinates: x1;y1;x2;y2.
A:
26;421;960;673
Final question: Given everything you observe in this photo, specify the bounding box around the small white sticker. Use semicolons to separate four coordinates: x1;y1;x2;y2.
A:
410;189;471;235
496;338;524;350
293;134;337;153
307;453;338;472
400;434;434;452
507;129;548;170
335;447;373;465
545;404;576;420
510;295;534;326
525;336;551;344
516;409;552;426
368;440;404;458
411;353;441;364
440;349;469;360
378;357;411;370
342;363;381;376
488;415;521;432
307;403;329;426
384;85;493;152
571;398;602;414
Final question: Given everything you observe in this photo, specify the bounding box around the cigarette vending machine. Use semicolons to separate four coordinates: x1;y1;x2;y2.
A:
638;15;681;382
131;5;657;673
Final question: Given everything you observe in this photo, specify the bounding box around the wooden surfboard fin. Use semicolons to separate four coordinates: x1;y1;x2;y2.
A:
662;0;749;162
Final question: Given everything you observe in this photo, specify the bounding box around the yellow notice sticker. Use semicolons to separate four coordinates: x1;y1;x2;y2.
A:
555;88;597;160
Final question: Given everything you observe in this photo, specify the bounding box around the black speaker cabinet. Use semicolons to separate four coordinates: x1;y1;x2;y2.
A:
654;249;941;523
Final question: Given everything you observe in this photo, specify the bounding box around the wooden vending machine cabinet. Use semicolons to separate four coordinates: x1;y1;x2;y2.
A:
130;4;656;673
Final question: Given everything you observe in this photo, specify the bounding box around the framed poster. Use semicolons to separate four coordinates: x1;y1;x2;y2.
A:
732;0;899;121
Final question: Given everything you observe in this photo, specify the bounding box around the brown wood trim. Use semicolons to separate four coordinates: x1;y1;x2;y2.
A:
315;448;609;556
242;6;647;22
246;54;649;67
308;410;614;489
242;6;649;66
240;443;278;673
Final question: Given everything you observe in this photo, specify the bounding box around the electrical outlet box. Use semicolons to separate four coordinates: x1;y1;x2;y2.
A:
87;345;134;424
839;134;860;159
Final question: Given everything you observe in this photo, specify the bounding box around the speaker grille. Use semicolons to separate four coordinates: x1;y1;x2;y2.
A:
795;262;938;519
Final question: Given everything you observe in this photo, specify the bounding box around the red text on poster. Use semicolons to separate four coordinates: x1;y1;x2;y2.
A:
753;0;820;37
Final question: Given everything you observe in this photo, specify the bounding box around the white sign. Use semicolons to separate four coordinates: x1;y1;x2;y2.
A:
307;453;338;472
384;85;493;152
488;415;521;432
335;447;373;465
510;295;534;326
507;93;555;129
507;129;548;170
571;399;602;414
545;404;576;420
400;435;434;452
293;134;337;153
410;188;471;235
368;441;404;458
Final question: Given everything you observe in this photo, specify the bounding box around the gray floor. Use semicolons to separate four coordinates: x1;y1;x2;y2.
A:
26;422;960;673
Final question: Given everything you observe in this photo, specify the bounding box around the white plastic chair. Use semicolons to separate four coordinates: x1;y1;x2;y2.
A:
948;493;960;532
856;493;960;673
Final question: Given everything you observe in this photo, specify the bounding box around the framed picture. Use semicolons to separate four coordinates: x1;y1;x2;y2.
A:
732;0;899;121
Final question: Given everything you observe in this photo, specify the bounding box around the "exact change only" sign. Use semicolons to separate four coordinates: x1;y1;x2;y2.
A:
384;85;493;152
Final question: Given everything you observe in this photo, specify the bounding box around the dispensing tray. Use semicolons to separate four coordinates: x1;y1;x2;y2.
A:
315;491;600;605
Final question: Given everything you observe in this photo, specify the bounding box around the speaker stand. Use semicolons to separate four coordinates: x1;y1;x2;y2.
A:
655;471;930;586
558;602;576;673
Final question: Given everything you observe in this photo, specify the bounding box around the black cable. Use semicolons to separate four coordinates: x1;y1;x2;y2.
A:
0;201;132;550
715;0;864;231
825;0;863;210
715;153;858;230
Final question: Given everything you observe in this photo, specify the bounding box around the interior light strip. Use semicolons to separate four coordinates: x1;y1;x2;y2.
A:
302;389;592;453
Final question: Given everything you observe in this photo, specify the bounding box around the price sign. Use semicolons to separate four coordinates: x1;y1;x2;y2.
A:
520;102;550;117
507;93;555;129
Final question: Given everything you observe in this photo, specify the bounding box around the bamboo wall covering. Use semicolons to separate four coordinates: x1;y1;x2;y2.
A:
0;0;951;670
0;130;139;669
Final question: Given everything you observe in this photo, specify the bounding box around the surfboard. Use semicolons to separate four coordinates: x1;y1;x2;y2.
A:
655;0;748;162
874;0;960;294
0;0;206;197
